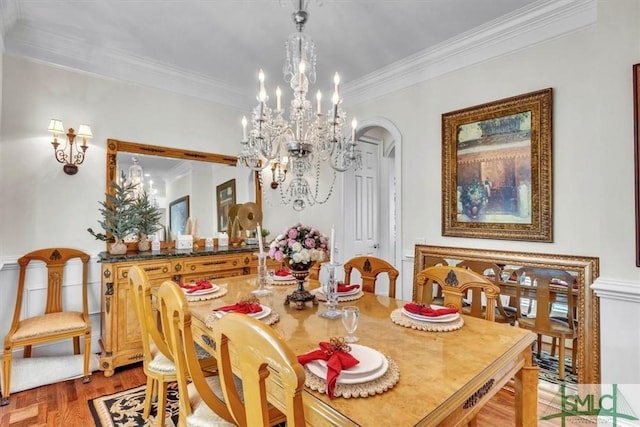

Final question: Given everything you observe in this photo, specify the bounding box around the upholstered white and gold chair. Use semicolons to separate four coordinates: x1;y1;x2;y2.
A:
2;248;92;406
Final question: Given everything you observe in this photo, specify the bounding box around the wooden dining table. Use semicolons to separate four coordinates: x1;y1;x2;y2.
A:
187;275;538;426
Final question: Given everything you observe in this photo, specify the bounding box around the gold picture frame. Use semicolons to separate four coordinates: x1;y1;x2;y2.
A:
216;179;236;232
442;88;553;241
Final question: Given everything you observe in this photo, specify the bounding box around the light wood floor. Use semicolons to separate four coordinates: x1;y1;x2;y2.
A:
0;363;559;426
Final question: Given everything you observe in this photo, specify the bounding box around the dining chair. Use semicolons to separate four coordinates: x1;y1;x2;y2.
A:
1;248;92;406
412;256;449;304
128;266;217;425
156;280;288;427
128;265;179;425
455;260;515;325
211;312;306;426
343;256;399;298
514;267;578;381
415;265;500;321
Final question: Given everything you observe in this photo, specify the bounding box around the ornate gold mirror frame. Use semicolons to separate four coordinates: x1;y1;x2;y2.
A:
105;138;262;242
413;244;599;384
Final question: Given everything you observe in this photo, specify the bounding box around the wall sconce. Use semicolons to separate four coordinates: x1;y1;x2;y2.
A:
48;119;92;175
270;156;288;189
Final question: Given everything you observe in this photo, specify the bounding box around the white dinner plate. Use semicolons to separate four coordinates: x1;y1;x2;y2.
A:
307;347;389;385
181;284;220;296
336;285;361;296
248;305;272;320
273;274;294;281
401;306;460;323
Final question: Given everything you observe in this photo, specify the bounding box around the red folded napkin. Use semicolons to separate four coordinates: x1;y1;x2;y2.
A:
337;283;360;293
179;280;213;293
275;269;291;276
404;303;458;317
297;340;359;399
214;302;263;314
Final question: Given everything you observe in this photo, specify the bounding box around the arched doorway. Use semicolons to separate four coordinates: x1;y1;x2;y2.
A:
341;117;403;296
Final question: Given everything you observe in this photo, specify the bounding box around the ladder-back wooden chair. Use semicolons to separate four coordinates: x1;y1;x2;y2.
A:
415;265;500;321
455;260;515;325
343;256;399;298
1;248;91;406
211;312;306;426
514;267;578;381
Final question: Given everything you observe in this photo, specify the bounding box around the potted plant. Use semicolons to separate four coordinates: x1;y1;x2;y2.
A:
88;181;141;255
132;191;162;251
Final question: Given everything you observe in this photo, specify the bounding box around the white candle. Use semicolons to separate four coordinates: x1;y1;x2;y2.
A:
330;225;335;264
257;224;264;255
316;90;322;114
351;118;357;143
258;69;265;94
241;116;248;141
276;86;282;112
334;72;340;93
299;61;306;89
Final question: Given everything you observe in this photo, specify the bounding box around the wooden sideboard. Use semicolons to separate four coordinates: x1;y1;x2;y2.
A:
97;246;279;376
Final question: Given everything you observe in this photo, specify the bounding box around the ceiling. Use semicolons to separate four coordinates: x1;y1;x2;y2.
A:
0;0;594;110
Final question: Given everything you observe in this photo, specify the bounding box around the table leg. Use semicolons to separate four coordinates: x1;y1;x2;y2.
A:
514;365;539;427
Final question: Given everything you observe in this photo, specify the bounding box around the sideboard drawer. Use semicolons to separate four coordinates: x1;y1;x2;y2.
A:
183;253;252;274
116;261;173;280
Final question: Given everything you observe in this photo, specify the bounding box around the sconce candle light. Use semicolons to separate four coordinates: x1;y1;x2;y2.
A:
48;119;92;175
270;156;289;189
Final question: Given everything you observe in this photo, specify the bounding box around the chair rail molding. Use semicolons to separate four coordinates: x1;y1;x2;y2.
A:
591;277;640;303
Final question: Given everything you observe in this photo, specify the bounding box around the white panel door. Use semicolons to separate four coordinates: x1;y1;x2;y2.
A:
344;139;381;260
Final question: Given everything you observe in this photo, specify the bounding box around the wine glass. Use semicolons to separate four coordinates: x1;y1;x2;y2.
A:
341;306;359;343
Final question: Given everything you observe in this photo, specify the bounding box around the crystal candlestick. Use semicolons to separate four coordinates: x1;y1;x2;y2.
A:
320;262;342;319
252;253;271;297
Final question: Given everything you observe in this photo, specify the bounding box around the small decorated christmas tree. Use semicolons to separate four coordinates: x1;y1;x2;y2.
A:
88;181;141;254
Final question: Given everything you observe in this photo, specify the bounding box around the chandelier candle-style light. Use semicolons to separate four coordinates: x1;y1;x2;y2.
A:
237;0;361;211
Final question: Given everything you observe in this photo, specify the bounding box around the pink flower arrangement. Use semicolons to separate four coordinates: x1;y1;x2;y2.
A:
268;223;329;266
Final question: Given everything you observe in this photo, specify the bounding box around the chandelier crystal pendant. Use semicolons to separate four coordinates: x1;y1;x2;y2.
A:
237;0;361;211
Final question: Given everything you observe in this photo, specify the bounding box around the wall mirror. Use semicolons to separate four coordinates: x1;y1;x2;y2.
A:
106;139;261;241
413;244;600;385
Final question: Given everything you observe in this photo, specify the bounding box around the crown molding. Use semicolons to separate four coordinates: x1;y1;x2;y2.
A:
342;0;597;107
0;0;20;52
4;22;250;110
2;0;597;110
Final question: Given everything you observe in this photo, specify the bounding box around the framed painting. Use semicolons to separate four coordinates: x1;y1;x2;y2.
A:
634;64;640;266
441;88;553;242
169;195;190;237
217;179;236;232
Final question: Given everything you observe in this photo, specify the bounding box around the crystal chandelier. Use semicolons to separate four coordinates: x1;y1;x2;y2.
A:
237;0;361;211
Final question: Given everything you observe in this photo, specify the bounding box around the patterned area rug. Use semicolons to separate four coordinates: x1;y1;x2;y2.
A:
88;384;179;427
533;350;577;385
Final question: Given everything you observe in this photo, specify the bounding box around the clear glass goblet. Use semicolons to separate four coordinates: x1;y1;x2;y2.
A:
341;306;359;343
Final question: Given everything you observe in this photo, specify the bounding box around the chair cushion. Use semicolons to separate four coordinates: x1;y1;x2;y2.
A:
148;350;176;374
10;311;88;341
186;376;237;427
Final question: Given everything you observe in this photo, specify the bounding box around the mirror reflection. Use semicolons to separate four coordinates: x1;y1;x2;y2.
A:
107;139;260;241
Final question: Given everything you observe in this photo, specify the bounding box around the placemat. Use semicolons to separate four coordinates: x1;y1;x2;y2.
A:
313;289;364;302
303;355;400;398
204;309;280;328
185;286;228;302
390;308;464;332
